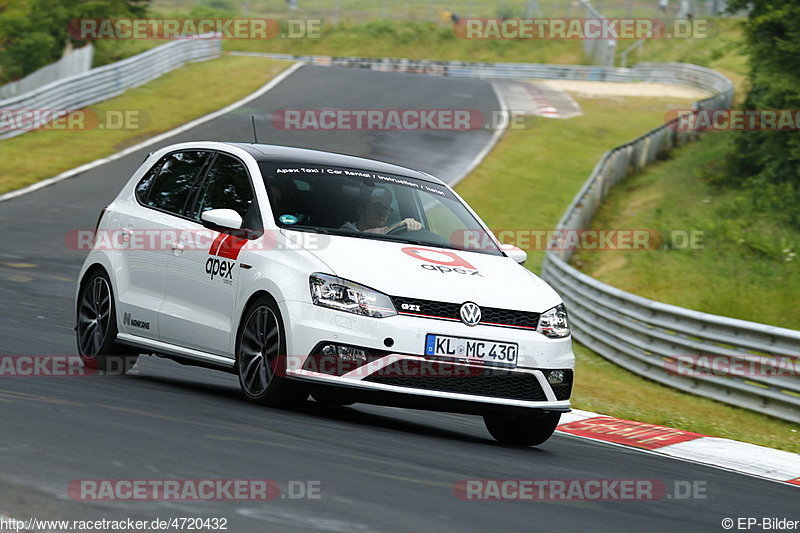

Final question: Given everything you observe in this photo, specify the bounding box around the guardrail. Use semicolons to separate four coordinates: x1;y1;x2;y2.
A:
241;51;800;422
233;52;733;91
0;39;221;140
538;68;800;424
0;45;94;100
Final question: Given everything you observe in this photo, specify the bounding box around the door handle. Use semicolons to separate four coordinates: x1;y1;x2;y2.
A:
171;242;185;255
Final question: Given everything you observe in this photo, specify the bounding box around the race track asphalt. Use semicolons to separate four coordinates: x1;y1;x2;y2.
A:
0;64;796;533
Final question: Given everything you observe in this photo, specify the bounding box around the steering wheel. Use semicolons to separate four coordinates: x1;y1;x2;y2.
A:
387;221;410;235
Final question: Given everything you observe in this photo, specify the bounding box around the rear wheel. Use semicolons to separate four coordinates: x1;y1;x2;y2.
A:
76;270;138;374
483;411;561;446
236;296;307;406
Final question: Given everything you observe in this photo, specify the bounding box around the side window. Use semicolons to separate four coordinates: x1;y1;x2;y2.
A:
194;154;260;230
140;151;210;215
135;157;163;204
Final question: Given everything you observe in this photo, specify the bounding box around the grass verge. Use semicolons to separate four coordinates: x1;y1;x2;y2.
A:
456;97;800;453
619;18;748;98
572;132;800;331
224;20;585;64
0;55;289;196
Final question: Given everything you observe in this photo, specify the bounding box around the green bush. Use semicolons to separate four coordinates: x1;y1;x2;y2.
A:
726;0;800;226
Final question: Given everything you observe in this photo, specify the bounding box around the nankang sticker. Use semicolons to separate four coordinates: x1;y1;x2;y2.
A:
279;214;299;225
123;312;150;330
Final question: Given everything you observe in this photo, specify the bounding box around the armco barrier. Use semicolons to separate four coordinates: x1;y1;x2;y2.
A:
0;45;94;99
537;69;800;423
240;51;800;422
0;39;221;140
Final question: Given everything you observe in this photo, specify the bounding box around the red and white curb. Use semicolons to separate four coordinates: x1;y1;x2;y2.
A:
557;410;800;486
524;83;560;118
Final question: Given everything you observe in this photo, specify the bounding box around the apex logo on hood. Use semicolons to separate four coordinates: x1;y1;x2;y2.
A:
401;246;483;277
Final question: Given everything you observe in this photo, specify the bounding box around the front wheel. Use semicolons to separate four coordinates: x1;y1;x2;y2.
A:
236;296;307;407
483;411;561;446
76;270;138;374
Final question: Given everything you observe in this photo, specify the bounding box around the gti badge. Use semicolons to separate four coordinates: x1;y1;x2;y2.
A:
459;302;481;326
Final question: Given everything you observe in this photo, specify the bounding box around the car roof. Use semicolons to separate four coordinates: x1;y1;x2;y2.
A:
224;142;445;186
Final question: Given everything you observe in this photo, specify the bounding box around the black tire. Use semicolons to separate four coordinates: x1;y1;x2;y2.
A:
311;390;355;407
235;295;307;406
483;411;561;446
76;269;138;374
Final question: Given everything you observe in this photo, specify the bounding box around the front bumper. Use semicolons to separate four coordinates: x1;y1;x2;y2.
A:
280;300;575;412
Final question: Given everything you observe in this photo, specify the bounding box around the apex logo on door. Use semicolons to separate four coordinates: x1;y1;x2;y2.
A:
205;234;247;284
210;233;247;260
401;246;482;277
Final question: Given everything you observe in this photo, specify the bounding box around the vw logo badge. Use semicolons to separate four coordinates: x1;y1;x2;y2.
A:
460;302;482;326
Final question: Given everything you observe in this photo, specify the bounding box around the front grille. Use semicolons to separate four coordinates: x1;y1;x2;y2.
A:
391;296;539;330
548;370;573;400
365;363;547;401
551;383;572;401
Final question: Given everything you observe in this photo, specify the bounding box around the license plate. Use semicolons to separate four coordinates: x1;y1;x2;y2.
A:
424;334;518;368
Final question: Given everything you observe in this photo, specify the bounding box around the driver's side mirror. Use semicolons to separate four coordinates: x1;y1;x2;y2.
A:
501;243;528;265
201;209;242;231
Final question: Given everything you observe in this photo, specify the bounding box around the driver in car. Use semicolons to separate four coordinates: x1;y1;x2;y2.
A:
341;187;422;234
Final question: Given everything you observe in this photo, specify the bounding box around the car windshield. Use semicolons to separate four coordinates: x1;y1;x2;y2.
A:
259;162;502;256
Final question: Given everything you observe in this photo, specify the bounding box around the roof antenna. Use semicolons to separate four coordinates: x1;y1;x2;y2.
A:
250;115;259;144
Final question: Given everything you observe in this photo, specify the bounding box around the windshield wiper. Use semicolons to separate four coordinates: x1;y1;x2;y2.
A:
280;225;333;235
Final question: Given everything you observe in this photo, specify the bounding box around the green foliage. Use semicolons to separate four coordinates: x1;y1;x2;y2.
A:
188;0;237;18
0;0;151;83
725;0;800;224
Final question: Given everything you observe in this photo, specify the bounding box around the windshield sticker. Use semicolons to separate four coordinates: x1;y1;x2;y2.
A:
272;165;449;197
279;214;299;225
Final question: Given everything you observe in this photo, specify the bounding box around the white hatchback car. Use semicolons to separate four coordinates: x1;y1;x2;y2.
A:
76;141;574;445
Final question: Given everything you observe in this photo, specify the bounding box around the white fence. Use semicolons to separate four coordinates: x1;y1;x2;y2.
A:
0;39;221;140
0;45;95;100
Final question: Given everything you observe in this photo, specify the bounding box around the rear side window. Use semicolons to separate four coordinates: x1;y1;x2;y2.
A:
193;153;260;230
137;151;210;216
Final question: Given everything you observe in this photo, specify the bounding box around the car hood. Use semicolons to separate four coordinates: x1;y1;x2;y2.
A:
283;230;562;313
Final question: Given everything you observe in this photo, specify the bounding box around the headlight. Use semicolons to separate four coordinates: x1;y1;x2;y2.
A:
536;303;570;338
309;273;397;318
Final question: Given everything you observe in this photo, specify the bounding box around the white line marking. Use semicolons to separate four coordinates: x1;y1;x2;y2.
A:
449;81;509;187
